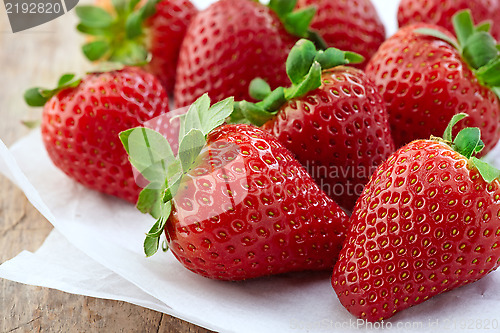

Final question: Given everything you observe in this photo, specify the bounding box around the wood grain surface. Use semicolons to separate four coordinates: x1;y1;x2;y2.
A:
0;7;213;333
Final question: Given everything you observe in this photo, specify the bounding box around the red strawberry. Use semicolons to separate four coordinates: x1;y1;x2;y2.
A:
398;0;500;41
232;39;395;212
76;0;198;92
24;67;170;203
121;95;349;280
296;0;386;68
332;114;500;321
365;11;500;155
174;0;328;108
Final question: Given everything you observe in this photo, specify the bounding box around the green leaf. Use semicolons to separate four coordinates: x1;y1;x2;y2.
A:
268;0;297;17
144;199;172;257
314;47;347;69
120;127;175;180
453;127;481;159
145;201;171;237
475;20;492;33
128;0;141;11
306;29;328;51
140;161;172;184
453;10;475;48
82;40;110;61
162;169;184;202
283;7;317;38
76;6;114;28
145;218;165;239
475;57;500;87
178;129;206;173
24;88;48;107
125;0;160;39
414;28;459;49
462;31;498;69
108;41;149;65
144;233;161;257
137;186;161;217
258;87;286;112
163;168;183;203
238;101;277;127
200;97;234;135
344;52;365;65
286;39;317;85
57;74;76;87
76;23;110;37
285;61;322;100
228;103;246;124
471;157;500;183
443;113;468;142
24;74;81;108
125;12;144;39
138;0;159;19
475;139;485;153
177;115;187;147
249;78;272;101
183;93;209;135
111;0;128;14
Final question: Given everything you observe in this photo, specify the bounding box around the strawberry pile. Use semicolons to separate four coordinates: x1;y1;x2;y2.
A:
24;0;500;323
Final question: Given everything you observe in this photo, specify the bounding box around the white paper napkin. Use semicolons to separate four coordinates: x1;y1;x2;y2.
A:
2;130;500;332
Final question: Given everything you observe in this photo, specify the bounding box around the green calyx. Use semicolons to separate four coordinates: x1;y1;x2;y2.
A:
230;39;364;126
76;0;159;65
24;74;81;107
439;113;500;183
267;0;327;50
415;10;500;99
119;94;234;257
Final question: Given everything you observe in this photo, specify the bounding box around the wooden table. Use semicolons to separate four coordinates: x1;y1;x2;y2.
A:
0;8;212;333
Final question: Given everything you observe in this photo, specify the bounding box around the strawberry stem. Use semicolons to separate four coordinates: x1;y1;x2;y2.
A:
230;39;364;126
438;113;500;183
267;0;327;50
24;74;81;107
76;0;160;66
415;10;500;99
120;94;235;257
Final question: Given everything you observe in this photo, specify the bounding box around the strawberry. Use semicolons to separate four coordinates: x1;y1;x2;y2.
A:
398;0;500;41
120;95;349;280
76;0;198;92
365;10;500;155
24;66;170;203
332;114;500;321
296;0;386;68
174;0;329;108
231;39;395;212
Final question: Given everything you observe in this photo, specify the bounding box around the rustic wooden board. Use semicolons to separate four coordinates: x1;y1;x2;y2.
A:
0;8;213;333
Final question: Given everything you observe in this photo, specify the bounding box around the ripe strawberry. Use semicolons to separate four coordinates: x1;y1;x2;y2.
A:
174;0;328;108
332;114;500;321
398;0;500;41
296;0;385;68
76;0;198;92
24;66;170;203
232;39;395;212
121;95;349;280
366;11;500;155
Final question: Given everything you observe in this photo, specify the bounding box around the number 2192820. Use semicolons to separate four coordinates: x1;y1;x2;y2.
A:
5;1;62;14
